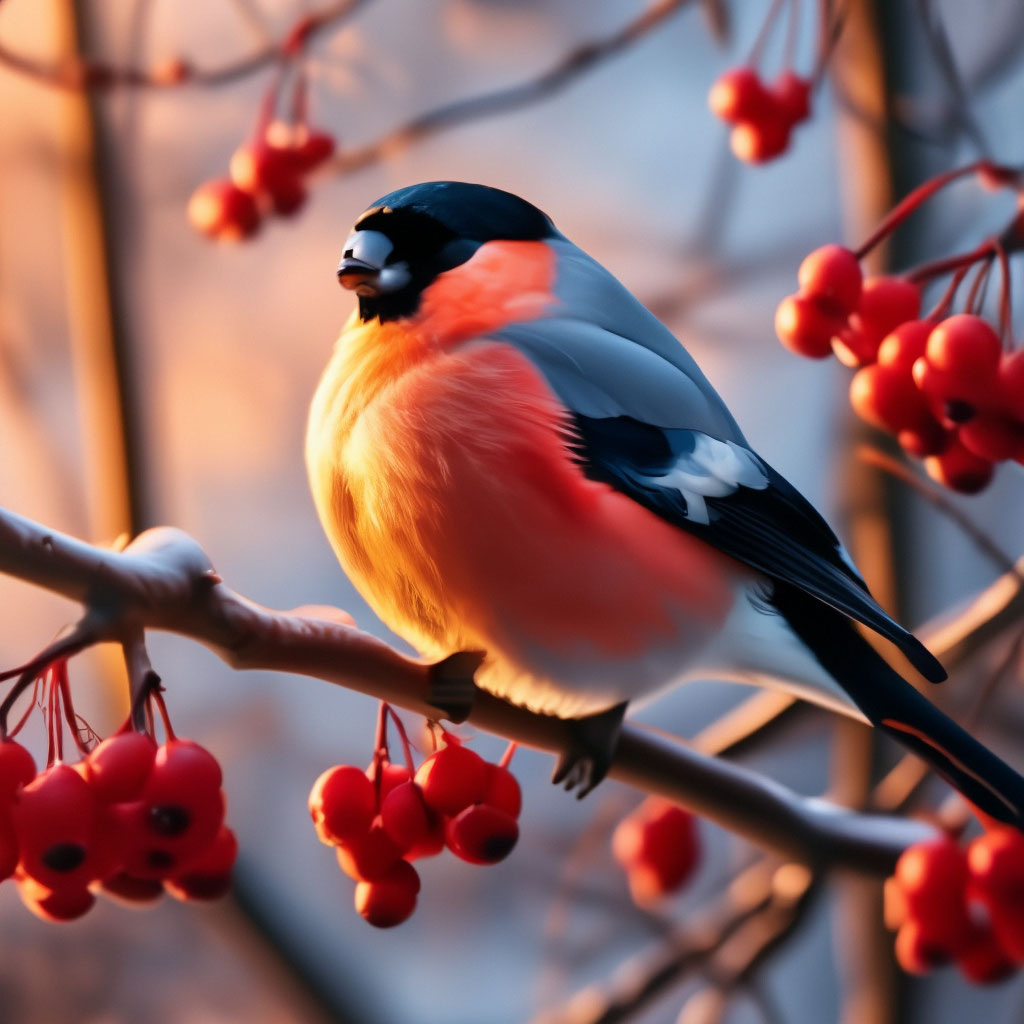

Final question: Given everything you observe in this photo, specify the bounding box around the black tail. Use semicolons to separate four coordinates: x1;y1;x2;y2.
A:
774;583;1024;828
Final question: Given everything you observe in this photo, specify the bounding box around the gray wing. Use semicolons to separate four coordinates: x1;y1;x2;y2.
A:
491;237;747;443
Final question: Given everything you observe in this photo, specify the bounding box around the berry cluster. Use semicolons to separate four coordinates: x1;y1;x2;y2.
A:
0;659;234;922
611;797;700;906
309;704;521;928
885;829;1024;984
774;162;1024;493
188;75;334;243
708;67;811;164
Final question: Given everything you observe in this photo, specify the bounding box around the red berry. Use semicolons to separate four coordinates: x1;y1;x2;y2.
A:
877;319;933;373
137;741;225;861
849;364;934;435
774;293;842;358
959;415;1024;462
832;317;882;367
354;859;420;928
336;817;403;882
165;826;238;901
445;804;519;865
0;812;18;881
836;318;890;367
293;130;335;171
17;874;95;923
998;350;1024;418
480;763;522;819
897;422;950;459
924;440;995;494
894;919;950;974
729;117;791;164
612;799;700;905
0;740;36;798
403;818;445;861
367;760;412;805
956;923;1016;984
857;277;921;336
797;245;862;314
100;871;165;905
380;781;436;853
893;838;971;944
967;828;1024;901
414;744;489;817
772;70;811;124
926;314;1002;380
84;730;156;803
708;68;774;124
13;764;107;892
229;142;296;195
309;764;376;845
187;179;260;242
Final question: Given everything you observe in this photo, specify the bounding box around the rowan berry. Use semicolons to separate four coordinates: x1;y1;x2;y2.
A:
924;440;995;494
612;799;700;905
730;117;791;164
892;837;971;945
708;68;774;124
165;826;238;901
445;804;519;865
380;780;437;854
187;179;260;242
797;245;862;314
480;763;522;819
84;730;156;803
774;293;842;358
414;743;489;817
0;740;36;798
336;817;404;882
857;277;921;336
309;764;376;846
772;71;811;124
17;874;95;923
354;859;420;928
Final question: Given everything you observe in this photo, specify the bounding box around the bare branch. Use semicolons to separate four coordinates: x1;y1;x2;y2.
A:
0;503;951;870
0;0;370;90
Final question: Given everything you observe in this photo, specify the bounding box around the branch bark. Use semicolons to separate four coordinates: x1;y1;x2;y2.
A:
6;503;1023;873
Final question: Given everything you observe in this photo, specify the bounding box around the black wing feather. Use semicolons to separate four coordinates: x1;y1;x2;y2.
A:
571;414;946;683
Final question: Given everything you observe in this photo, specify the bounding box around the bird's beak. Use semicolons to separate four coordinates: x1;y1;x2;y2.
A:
337;257;381;296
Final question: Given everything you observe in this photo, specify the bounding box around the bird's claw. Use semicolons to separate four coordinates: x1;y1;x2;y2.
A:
551;702;627;799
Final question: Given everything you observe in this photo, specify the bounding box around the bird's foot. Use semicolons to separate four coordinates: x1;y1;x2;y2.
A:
551;702;627;799
426;651;484;723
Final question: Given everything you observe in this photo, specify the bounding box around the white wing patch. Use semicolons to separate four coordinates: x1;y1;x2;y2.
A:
643;436;769;525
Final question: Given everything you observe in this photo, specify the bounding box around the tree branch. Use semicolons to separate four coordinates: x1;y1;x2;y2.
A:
0;0;370;90
8;503;1021;873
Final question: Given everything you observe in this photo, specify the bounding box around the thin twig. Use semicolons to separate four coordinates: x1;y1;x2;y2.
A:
0;0;370;90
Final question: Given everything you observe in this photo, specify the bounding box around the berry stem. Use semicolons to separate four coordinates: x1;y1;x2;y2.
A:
965;256;995;316
784;0;801;69
7;676;41;739
855;162;1017;260
46;666;60;765
150;688;176;741
747;0;789;68
995;238;1013;346
907;240;998;286
369;700;391;808
56;658;93;755
925;263;973;322
385;705;416;774
498;741;518;769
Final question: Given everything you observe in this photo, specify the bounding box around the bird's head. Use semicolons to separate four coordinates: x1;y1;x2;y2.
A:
337;181;557;323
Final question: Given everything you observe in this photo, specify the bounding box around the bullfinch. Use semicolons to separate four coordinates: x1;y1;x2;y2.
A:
306;180;1024;824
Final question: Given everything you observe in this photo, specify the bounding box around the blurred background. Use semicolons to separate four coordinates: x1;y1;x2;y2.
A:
1;0;1024;1021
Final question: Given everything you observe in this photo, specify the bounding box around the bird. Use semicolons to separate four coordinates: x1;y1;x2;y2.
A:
306;179;1024;825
